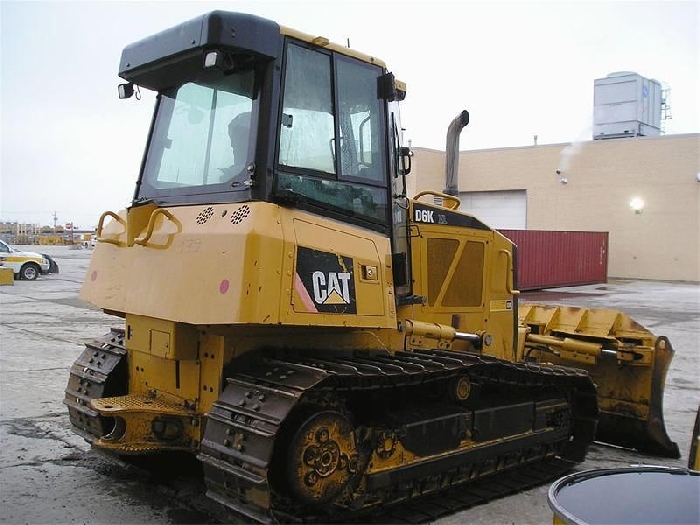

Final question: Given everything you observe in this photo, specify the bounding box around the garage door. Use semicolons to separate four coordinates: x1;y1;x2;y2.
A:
458;190;527;229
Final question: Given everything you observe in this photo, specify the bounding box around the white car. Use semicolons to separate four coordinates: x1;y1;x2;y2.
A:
0;239;50;280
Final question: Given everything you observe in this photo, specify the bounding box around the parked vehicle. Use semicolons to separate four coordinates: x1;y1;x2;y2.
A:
0;239;51;280
42;253;60;274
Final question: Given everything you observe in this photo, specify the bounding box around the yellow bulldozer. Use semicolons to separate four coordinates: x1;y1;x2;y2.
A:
64;11;677;522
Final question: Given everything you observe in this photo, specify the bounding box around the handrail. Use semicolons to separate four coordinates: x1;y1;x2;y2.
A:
134;209;177;247
96;211;126;246
499;249;520;295
412;190;461;210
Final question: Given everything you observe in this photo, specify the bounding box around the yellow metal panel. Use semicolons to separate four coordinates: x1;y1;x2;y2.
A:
279;211;396;329
292;217;385;316
178;360;201;406
125;314;198;360
413;226;491;315
443;241;485;307
149;330;170;358
130;351;200;404
490;300;513;312
79;233;131;312
0;267;14;285
82;203;286;325
199;334;225;414
126;315;157;355
427;238;458;306
483;232;519;362
407;210;517;361
82;202;398;330
126;202;158;246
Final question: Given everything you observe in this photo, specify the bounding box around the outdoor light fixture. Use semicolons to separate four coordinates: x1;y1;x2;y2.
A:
118;83;140;100
118;83;134;99
556;168;568;184
630;197;645;214
203;50;235;71
204;50;223;69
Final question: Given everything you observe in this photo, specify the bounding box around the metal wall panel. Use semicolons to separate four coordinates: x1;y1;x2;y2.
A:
459;190;527;229
499;230;608;290
593;72;662;139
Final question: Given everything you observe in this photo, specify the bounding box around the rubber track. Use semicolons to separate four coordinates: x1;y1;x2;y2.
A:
199;349;598;522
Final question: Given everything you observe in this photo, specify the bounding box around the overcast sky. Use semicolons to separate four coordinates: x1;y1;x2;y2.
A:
1;0;698;229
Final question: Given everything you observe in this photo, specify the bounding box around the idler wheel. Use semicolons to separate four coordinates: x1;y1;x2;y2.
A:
287;410;358;505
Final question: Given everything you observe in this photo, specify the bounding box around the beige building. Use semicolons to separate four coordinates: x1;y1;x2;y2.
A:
411;134;700;281
0;222;41;244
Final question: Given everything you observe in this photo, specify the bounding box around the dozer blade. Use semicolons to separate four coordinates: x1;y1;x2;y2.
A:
519;304;680;458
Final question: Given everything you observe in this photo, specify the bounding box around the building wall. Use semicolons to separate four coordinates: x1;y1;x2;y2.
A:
0;222;42;244
411;134;700;281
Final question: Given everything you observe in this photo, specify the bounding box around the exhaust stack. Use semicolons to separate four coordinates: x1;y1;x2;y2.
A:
444;110;470;196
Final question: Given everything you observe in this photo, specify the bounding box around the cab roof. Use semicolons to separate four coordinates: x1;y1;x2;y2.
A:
119;11;388;91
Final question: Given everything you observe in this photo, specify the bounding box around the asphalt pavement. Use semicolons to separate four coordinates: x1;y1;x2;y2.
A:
1;245;698;524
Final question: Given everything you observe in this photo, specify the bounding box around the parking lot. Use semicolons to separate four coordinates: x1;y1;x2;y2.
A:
1;245;698;524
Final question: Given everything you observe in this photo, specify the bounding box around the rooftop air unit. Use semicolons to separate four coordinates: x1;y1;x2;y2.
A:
593;72;662;140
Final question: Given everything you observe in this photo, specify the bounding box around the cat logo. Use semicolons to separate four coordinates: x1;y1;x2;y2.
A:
312;271;352;305
294;247;357;314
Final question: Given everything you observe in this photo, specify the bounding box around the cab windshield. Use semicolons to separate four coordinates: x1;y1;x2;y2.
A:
139;69;257;200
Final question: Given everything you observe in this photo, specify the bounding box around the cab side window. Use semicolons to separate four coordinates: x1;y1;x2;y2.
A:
277;42;388;228
279;45;336;174
336;58;385;184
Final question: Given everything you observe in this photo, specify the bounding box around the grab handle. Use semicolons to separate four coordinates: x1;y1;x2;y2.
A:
413;190;461;210
96;211;126;246
134;209;177;247
499;249;520;295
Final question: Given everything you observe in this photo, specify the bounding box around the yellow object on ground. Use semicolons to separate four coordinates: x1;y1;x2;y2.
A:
0;267;14;285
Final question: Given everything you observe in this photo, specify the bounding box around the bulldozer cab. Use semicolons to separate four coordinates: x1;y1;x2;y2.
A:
123;11;413;295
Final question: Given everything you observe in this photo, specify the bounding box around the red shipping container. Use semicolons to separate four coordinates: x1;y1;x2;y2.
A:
499;230;608;290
